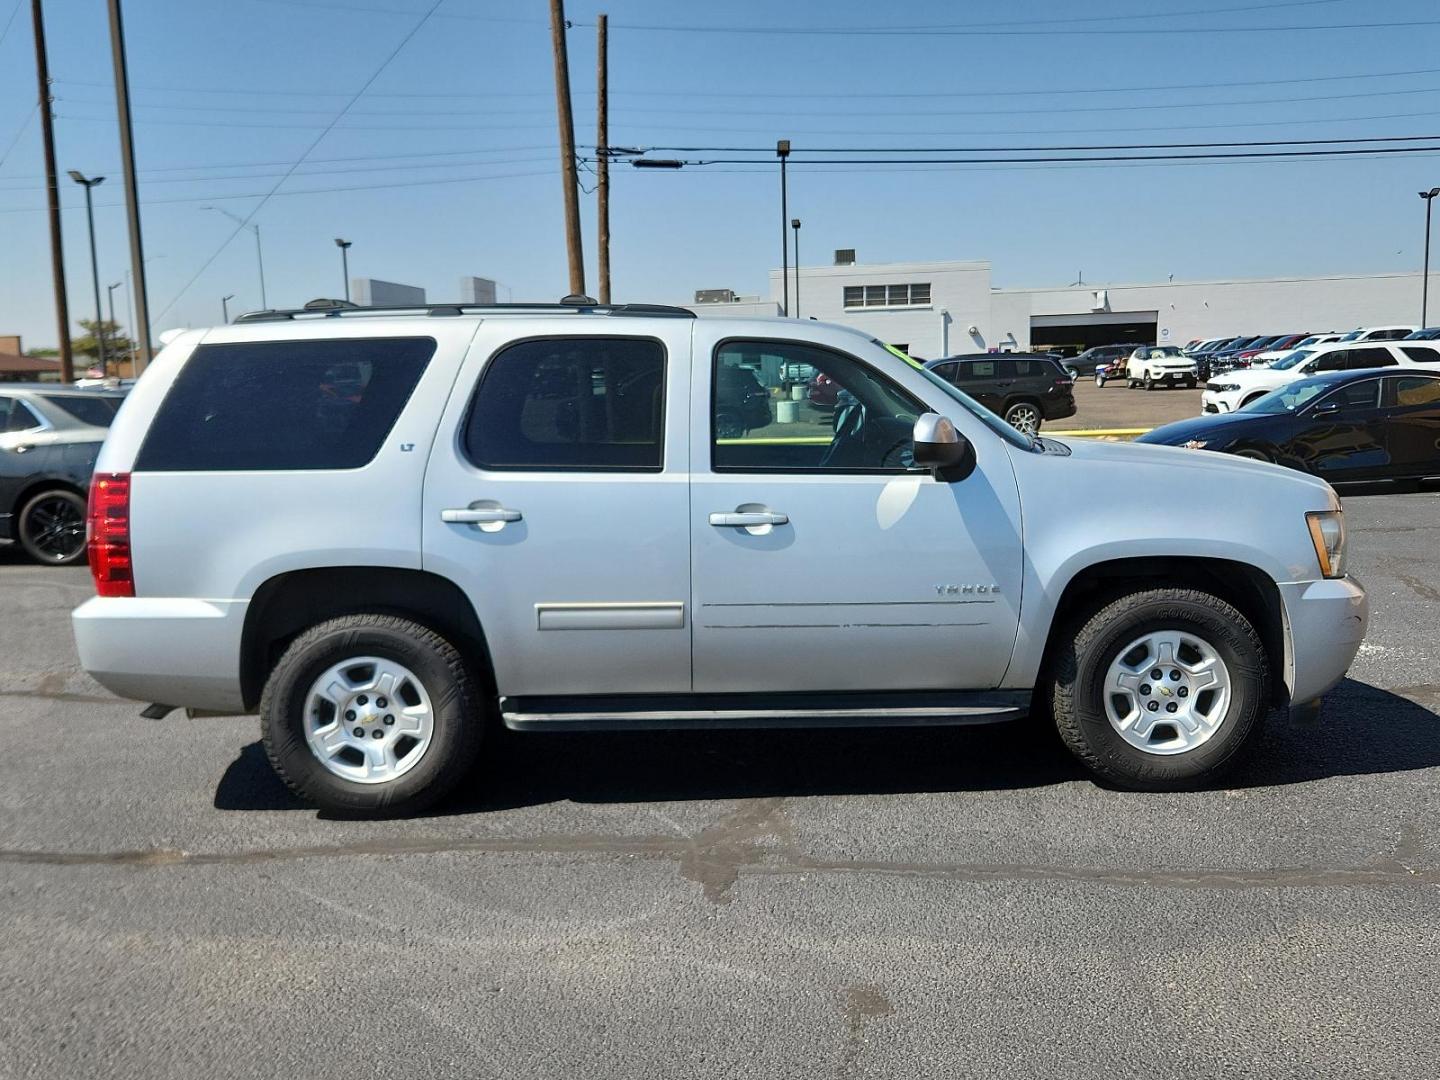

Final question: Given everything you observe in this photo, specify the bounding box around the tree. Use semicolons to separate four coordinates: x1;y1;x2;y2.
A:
72;319;136;366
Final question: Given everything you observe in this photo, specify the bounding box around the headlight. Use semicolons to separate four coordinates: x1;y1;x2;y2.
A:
1306;510;1346;578
1210;382;1239;393
1183;439;1209;449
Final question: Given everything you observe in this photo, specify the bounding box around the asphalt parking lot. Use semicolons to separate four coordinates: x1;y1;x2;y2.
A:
2;486;1438;1080
1049;376;1204;432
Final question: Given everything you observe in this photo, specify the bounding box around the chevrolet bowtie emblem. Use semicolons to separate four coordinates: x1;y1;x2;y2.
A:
1159;686;1172;697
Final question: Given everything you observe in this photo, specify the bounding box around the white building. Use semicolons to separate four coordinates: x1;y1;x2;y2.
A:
687;254;1431;359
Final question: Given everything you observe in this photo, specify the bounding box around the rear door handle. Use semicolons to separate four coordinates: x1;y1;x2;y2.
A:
709;511;788;527
441;507;522;524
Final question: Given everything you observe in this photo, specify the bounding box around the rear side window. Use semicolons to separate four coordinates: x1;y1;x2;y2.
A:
136;337;434;471
43;395;121;427
1402;346;1440;364
1346;347;1396;370
463;336;665;471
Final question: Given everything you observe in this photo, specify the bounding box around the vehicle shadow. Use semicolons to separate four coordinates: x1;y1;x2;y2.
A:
213;677;1440;816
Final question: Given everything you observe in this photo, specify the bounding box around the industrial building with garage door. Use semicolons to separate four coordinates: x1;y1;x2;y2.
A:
686;251;1432;359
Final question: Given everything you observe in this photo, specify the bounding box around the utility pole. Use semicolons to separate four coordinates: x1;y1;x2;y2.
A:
31;0;72;382
221;294;234;324
107;0;153;373
596;13;610;303
778;139;790;317
548;0;586;297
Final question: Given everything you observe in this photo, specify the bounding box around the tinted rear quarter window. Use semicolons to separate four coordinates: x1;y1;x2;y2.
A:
137;337;434;471
1402;346;1440;364
43;395;121;427
1346;347;1396;369
463;336;665;471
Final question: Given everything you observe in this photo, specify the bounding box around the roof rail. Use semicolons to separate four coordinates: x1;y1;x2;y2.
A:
233;299;697;323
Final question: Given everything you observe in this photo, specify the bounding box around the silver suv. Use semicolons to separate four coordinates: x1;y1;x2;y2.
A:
73;301;1368;813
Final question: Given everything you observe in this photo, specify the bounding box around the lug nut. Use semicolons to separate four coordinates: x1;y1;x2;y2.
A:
383;715;394;725
1150;669;1163;680
1169;670;1182;682
356;695;368;706
352;726;364;737
1147;700;1160;712
344;709;356;721
376;697;387;709
1166;702;1179;713
1178;687;1189;698
1140;684;1151;696
372;729;384;739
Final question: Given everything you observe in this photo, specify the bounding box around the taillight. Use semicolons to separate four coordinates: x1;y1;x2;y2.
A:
87;472;133;597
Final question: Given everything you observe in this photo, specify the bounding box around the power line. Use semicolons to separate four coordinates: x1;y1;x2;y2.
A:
610;17;1440;37
0;104;37;171
644;134;1440;155
0;0;23;53
54;62;1440;105
652;144;1440;166
155;0;446;319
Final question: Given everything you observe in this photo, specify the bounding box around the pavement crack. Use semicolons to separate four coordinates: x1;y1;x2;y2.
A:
3;828;1438;895
1395;572;1440;604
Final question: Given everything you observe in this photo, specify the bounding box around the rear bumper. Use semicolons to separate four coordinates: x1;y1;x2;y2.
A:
72;596;249;712
1278;575;1368;706
1044;397;1077;420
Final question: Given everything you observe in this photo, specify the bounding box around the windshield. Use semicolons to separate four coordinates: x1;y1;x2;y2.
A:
913;362;1035;450
1240;375;1336;414
1149;346;1184;358
1268;348;1315;371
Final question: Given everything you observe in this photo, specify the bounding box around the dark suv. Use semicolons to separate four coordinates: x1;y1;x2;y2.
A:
0;384;126;565
923;353;1075;434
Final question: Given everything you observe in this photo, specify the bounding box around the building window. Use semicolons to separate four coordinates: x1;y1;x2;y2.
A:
842;283;932;309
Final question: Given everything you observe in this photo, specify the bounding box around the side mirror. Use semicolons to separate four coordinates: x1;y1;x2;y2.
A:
912;413;974;479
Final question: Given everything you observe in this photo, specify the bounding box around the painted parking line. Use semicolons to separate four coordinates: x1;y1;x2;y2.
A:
1051;428;1152;438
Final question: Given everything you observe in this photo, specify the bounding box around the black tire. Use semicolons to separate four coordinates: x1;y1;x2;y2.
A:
17;488;87;565
1185;379;1197;390
1143;373;1156;391
260;614;486;814
1004;400;1043;435
1047;587;1269;791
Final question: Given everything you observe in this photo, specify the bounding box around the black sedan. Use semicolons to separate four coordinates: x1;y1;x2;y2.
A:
1137;368;1440;484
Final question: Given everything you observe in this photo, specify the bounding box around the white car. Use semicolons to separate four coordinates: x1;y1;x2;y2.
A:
1124;345;1198;390
1251;333;1342;366
1201;340;1440;413
1335;325;1419;343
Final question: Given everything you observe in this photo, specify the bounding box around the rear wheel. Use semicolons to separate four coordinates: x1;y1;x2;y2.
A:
1004;400;1043;435
260;614;485;814
17;489;87;565
1095;374;1107;388
1047;587;1268;790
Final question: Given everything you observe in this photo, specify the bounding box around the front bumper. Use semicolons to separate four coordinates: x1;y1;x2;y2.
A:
1278;575;1368;707
72;596;249;712
1200;390;1237;414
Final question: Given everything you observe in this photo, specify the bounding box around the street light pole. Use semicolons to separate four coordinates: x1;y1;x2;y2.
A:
221;294;234;324
106;280;121;373
68;170;107;375
791;218;801;318
335;239;352;301
202;205;267;309
1422;187;1440;328
777;139;790;317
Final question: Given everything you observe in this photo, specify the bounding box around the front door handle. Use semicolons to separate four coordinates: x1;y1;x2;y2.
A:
709;511;788;528
442;507;522;524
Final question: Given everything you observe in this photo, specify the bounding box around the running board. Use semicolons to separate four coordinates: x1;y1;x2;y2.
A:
500;691;1030;732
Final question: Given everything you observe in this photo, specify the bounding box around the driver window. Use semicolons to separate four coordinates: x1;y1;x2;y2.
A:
711;341;924;472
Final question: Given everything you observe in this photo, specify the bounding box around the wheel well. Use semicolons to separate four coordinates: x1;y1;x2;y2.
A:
1005;396;1042;413
1240;391;1269;407
10;477;84;517
240;567;495;711
1047;556;1288;706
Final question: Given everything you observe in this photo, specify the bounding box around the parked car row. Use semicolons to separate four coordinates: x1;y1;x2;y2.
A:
922;353;1076;434
1201;340;1440;414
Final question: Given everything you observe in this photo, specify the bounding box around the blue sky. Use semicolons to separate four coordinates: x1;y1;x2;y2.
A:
2;0;1439;348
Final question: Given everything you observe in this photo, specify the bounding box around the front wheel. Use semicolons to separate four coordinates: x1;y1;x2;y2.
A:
1143;372;1156;391
260;614;485;814
1046;587;1268;790
18;489;87;565
1004;401;1043;435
